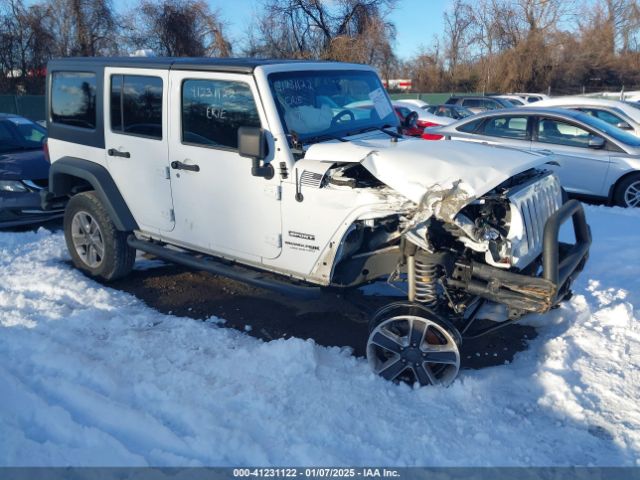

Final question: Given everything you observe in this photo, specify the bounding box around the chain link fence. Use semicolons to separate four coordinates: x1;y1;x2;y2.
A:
0;95;46;121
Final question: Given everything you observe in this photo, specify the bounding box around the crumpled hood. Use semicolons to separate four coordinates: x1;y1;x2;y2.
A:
304;136;547;220
0;149;49;181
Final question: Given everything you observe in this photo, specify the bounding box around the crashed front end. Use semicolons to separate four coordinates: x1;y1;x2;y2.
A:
317;141;591;320
402;169;591;318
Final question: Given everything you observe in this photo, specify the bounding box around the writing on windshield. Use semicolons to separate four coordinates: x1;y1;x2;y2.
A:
268;70;397;142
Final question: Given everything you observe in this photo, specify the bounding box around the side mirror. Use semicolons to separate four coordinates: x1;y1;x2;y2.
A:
404;111;418;128
588;136;606;149
238;126;273;179
616;121;633;130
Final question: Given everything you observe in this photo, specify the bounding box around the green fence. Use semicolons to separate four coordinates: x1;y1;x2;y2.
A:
0;95;46;121
390;92;483;105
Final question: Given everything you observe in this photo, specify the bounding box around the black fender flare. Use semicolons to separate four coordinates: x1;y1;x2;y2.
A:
49;157;138;231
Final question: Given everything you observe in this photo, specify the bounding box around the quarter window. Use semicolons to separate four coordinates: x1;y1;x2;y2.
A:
110;75;163;139
537;118;594;148
456;118;483;133
181;79;261;149
51;72;97;129
481;116;529;139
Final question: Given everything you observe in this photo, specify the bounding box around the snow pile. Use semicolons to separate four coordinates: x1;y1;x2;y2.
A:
0;205;639;466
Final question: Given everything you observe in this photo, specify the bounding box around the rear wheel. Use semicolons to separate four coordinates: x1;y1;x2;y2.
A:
614;173;640;208
64;192;135;281
366;302;461;387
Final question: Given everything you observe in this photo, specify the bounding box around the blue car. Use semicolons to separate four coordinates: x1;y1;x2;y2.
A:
0;114;64;228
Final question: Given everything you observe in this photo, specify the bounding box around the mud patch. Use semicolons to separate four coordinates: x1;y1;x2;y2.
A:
106;260;536;366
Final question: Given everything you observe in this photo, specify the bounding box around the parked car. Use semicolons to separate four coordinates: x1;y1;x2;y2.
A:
425;107;640;207
392;101;454;139
393;99;429;110
392;104;423;137
530;96;640;136
508;93;550;103
491;95;526;106
0;113;64;228
445;95;515;113
426;104;474;120
42;57;590;387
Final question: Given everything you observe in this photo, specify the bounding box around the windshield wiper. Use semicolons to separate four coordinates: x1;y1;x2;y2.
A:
350;125;403;139
290;130;347;146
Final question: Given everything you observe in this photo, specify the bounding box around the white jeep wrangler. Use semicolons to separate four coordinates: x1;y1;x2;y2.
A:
42;58;591;386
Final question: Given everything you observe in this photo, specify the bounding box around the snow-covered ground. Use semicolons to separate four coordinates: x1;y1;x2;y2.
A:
0;205;639;466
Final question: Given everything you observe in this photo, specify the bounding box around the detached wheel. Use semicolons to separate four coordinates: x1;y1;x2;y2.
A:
64;191;135;281
366;302;461;387
614;173;640;207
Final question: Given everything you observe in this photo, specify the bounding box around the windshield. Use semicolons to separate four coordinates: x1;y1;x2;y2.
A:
495;97;516;108
576;112;640;147
453;106;474;118
0;117;46;153
268;70;398;142
428;105;473;119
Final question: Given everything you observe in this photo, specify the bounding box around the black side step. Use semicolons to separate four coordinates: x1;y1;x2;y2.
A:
127;236;321;299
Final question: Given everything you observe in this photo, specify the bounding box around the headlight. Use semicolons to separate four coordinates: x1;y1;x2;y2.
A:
0;180;28;192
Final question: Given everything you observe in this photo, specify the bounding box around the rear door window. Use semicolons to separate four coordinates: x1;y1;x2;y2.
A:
481;116;529;139
51;72;97;129
110;75;163;139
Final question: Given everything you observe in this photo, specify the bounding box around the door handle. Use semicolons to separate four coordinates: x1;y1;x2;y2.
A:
537;149;554;156
107;148;130;158
171;160;200;172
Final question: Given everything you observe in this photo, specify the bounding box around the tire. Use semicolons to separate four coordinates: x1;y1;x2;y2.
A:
64;191;136;281
613;172;640;208
366;301;462;387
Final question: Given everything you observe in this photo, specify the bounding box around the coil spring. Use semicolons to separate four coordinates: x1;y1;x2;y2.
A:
414;259;440;307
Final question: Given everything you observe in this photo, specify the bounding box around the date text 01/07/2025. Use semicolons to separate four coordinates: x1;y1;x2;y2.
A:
232;469;400;478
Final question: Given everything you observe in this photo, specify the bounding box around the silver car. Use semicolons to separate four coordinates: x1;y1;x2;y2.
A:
426;107;640;207
531;97;640;136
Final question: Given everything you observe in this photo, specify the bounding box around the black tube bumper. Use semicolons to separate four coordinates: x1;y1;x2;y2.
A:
449;199;591;314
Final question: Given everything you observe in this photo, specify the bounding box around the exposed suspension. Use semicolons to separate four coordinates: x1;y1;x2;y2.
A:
407;252;440;307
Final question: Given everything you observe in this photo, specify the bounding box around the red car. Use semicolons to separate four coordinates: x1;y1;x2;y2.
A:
393;105;447;139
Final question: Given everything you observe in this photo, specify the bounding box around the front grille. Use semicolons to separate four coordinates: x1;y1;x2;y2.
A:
520;180;562;251
508;174;563;268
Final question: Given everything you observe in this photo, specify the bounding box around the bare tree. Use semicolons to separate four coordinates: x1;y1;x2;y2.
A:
443;0;474;86
246;0;398;71
0;0;55;93
40;0;118;56
126;0;231;57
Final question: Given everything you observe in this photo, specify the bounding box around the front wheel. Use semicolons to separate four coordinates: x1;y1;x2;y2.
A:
366;302;461;387
64;191;135;281
614;173;640;208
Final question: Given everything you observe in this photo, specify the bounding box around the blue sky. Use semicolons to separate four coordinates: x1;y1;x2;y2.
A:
113;0;449;59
